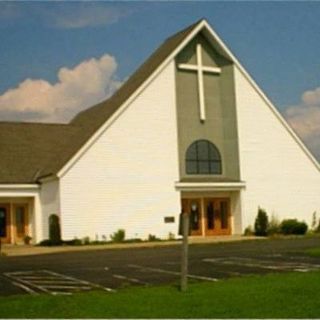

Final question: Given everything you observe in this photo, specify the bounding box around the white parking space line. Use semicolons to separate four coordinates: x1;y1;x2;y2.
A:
203;258;287;270
4;270;115;295
202;257;320;272
128;264;218;282
43;270;115;292
5;272;52;294
12;281;39;295
294;268;311;272
112;274;149;286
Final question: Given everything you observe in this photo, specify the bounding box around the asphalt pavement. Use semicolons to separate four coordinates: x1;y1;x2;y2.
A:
0;237;319;296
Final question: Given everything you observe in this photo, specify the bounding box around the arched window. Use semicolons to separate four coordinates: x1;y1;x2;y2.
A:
186;140;222;174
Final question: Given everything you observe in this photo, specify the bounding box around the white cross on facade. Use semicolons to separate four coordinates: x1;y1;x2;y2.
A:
178;43;221;121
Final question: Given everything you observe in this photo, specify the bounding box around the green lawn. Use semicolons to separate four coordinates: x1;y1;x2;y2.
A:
1;271;320;318
305;247;320;257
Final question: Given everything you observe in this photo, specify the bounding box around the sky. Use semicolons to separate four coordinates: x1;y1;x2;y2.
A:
0;1;320;161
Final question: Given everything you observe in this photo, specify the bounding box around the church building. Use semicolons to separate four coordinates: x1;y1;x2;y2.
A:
1;19;319;244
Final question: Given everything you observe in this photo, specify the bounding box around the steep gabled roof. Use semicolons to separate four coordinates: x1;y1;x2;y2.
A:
0;122;80;183
0;20;203;183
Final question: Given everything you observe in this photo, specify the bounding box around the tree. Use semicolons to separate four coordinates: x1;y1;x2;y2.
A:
49;214;62;245
254;207;269;236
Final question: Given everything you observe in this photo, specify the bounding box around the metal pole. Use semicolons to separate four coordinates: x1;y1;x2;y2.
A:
181;212;189;292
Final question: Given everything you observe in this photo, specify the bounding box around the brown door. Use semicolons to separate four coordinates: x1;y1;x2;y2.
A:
0;204;11;244
181;198;202;236
205;198;231;235
13;204;29;244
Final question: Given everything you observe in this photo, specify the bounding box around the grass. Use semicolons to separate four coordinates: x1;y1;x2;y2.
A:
1;271;320;318
305;247;320;257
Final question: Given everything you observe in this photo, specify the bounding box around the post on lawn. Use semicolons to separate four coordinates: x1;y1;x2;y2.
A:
181;211;189;292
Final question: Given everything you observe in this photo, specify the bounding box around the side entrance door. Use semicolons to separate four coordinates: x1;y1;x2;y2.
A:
0;204;10;244
13;204;29;244
181;198;202;236
204;198;231;235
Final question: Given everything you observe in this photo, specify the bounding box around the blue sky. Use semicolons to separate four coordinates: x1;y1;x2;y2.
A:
0;1;320;159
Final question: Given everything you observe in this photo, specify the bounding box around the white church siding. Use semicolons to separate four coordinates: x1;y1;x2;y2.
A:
234;65;320;230
59;61;181;241
39;179;61;240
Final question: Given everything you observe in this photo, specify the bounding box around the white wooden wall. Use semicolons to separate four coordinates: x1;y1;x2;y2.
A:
39;179;60;239
59;61;181;241
234;66;320;230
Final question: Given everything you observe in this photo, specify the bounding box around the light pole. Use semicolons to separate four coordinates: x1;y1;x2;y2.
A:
180;212;189;292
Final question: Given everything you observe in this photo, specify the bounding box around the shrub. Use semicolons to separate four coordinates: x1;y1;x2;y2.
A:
311;212;317;231
243;226;254;236
280;219;308;235
168;232;175;240
315;219;320;234
110;229;125;242
38;239;53;246
267;215;281;236
49;214;62;245
63;238;82;246
148;234;160;242
254;207;269;236
82;236;90;245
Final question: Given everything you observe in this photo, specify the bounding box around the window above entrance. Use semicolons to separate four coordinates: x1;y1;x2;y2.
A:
186;140;222;175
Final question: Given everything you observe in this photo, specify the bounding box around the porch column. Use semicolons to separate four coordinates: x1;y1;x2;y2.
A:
33;194;43;243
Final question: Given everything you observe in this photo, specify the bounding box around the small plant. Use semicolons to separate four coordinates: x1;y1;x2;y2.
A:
243;226;254;236
63;238;82;246
49;214;62;245
148;234;160;242
254;207;269;236
280;219;308;235
168;232;175;240
311;212;317;231
82;236;90;245
110;229;125;243
267;214;281;236
23;235;32;245
315;219;320;233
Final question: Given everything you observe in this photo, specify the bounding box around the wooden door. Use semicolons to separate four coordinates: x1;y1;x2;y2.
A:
181;198;202;236
0;204;11;244
204;198;231;235
13;204;29;244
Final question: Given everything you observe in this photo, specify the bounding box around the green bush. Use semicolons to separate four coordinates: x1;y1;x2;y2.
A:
38;239;53;246
63;238;82;246
243;226;254;236
49;214;62;245
254;207;269;236
280;219;308;235
315;220;320;233
148;234;160;242
110;229;125;242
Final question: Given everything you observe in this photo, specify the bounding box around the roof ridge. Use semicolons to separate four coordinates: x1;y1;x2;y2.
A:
0;121;70;127
71;19;202;125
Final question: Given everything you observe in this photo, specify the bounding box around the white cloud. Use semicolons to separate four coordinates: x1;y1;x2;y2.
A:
45;4;131;29
0;3;132;29
284;86;320;161
0;54;122;123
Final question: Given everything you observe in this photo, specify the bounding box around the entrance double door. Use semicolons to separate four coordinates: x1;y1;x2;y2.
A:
0;204;29;244
181;198;231;236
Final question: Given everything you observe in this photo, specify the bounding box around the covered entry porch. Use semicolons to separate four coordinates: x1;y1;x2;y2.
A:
175;181;245;236
0;185;41;244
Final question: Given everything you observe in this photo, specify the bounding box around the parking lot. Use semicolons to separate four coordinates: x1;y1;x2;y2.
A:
0;237;320;296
